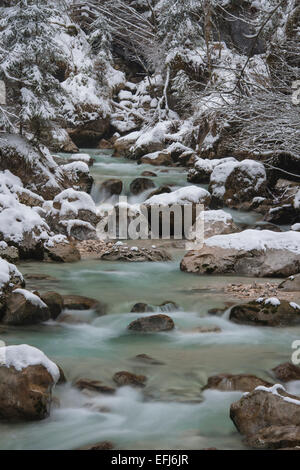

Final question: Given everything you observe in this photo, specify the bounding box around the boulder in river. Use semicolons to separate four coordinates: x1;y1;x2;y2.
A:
100;246;171;262
62;295;106;315
230;384;300;438
0;344;59;421
101;178;123;196
203;373;273;392
113;371;147;388
1;289;50;325
130;177;155;195
180;230;300;277
41;291;64;320
245;425;300;450
128;314;175;332
130;301;178;313
272;362;300;382
229;297;300;327
74;378;115;394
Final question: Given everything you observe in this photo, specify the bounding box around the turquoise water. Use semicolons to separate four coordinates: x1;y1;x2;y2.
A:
0;150;298;450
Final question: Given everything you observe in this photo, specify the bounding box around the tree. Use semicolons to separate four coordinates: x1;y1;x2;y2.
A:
0;0;67;137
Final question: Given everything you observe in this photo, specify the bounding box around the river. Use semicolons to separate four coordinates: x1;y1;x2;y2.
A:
0;150;299;450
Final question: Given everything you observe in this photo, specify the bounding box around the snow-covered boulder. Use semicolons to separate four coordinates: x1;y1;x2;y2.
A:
264;185;300;226
230;384;300;442
114;123;170;159
0;257;24;303
140;150;173;166
43;235;80;262
1;288;50;325
145;186;211;208
144;186;211;237
0;241;19;263
0;344;59;421
180;230;300;277
0;134;68;199
230;297;300;327
0;171;50;258
188;157;237;184
44;189;100;240
60;160;93;194
67;153;94;167
209;159;267;204
192;209;239;239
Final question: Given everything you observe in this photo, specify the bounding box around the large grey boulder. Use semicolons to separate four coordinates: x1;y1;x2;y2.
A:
180;230;300;277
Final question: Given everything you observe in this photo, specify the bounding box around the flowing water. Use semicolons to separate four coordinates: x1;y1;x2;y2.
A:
0;150;299;450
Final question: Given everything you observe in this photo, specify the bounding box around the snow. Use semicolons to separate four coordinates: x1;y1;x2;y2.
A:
210;160;238;198
0;134;63;191
118;90;135;101
13;289;47;308
0;257;23;290
0;241;8;249
202;210;233;225
205;230;300;255
51;189;97;217
59;219;95;236
44;234;68;249
290;302;300;310
0;344;60;383
61;161;89;175
291;223;300;231
0;202;49;244
194;157;237;174
294;190;300;209
145;186;210;206
0;170;50;244
264;297;281;307
69;153;91;163
209;159;266;199
132;122;170;151
255;384;300;406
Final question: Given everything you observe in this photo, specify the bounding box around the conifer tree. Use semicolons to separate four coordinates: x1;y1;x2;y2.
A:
0;0;67;137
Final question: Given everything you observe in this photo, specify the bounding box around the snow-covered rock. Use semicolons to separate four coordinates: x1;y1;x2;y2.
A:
0;257;24;301
230;297;300;327
44;188;100;240
209;159;267;204
0;344;59;421
230;384;300;444
145;185;211;208
0;170;50;258
188;157;237;183
1;288;50;325
0;134;67;199
180;230;300;277
60;160;93;194
191;209;239;239
43;235;80;262
140;150;173;166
